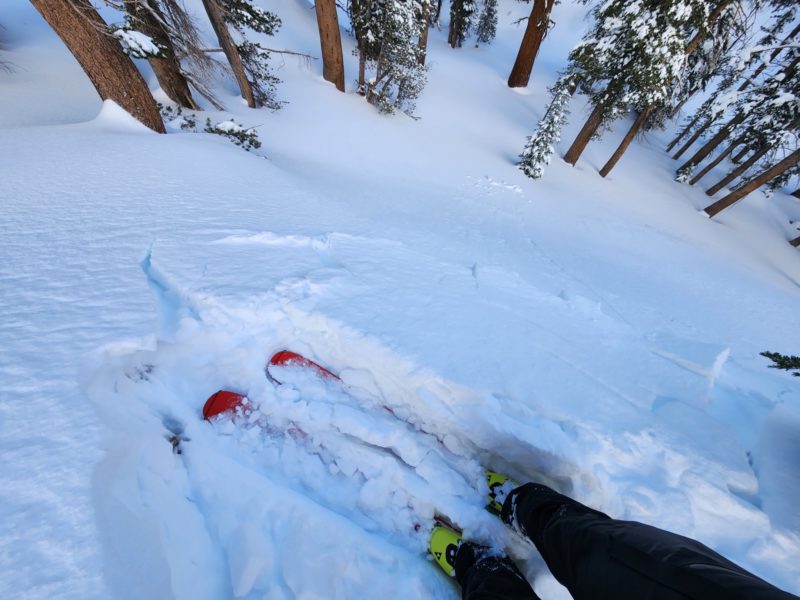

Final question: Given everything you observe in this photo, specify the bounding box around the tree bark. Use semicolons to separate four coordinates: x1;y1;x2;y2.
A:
30;0;164;132
357;46;366;93
507;0;554;88
599;105;652;177
730;143;751;163
792;188;800;199
418;1;431;65
563;99;606;166
705;144;769;196
125;0;199;109
704;148;800;218
200;0;256;107
448;1;462;49
791;235;800;247
315;0;345;91
688;137;741;185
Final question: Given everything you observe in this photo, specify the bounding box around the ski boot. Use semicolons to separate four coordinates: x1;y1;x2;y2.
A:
486;470;519;515
429;522;462;576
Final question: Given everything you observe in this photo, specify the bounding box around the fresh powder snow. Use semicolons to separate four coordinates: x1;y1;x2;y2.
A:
1;0;799;599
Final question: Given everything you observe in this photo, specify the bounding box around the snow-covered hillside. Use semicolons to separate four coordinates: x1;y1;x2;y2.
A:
1;0;799;598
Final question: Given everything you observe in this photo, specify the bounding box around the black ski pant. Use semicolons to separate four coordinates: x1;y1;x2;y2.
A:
454;483;798;600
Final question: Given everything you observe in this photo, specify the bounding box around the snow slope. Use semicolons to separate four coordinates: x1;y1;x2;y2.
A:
1;0;799;598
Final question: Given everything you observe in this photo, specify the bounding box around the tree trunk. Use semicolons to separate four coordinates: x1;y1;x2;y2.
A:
563;100;605;166
448;1;461;49
672;116;713;159
730;143;751;163
358;46;366;94
688;137;741;185
668;93;692;119
200;0;256;107
677;112;745;175
507;0;554;88
687;0;732;56
418;2;431;65
667;111;703;153
791;235;800;247
792;188;800;199
30;0;164;132
315;0;345;91
705;144;769;196
599;105;652;177
704;148;800;218
125;0;199;109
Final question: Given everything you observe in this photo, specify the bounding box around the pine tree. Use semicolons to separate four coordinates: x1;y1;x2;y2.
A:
562;0;711;167
682;49;800;190
448;0;476;48
518;74;575;179
657;3;746;127
222;0;283;110
669;4;798;159
475;0;497;46
596;0;739;177
349;0;387;91
366;0;428;115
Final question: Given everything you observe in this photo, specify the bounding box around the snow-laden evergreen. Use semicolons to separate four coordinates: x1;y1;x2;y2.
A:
518;74;574;179
570;0;709;122
349;0;386;79
223;0;283;110
448;0;477;48
653;3;747;129
366;0;428;114
475;0;498;45
676;29;800;186
521;0;711;179
670;3;798;162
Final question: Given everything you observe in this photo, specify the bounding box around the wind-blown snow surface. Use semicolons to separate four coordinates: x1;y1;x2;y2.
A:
2;0;800;598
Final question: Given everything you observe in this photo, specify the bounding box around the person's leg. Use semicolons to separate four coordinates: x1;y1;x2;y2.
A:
429;521;539;600
501;483;799;600
454;542;541;600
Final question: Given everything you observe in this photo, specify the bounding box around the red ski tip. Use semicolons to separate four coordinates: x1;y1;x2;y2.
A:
266;350;340;384
203;390;246;420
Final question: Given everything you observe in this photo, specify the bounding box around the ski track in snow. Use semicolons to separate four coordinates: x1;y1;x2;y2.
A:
82;230;800;599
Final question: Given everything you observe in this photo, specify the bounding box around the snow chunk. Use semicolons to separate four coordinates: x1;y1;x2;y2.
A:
113;29;162;59
90;99;154;134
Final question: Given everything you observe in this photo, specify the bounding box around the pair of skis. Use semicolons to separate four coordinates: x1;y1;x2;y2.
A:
201;350;512;576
